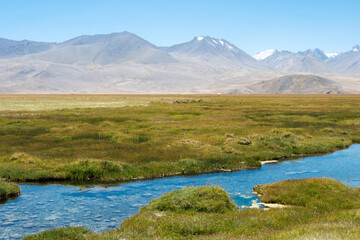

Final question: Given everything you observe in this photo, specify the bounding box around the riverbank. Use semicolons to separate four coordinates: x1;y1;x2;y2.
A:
24;178;360;239
0;181;20;201
0;142;354;185
1;95;359;183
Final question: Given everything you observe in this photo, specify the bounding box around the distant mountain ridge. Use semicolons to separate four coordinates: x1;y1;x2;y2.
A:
262;50;334;73
253;46;360;74
298;48;328;61
26;32;176;65
327;45;360;74
1;32;359;73
0;38;54;57
0;32;359;94
253;48;337;61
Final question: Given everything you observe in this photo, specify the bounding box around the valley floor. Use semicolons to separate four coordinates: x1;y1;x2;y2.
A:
0;94;359;183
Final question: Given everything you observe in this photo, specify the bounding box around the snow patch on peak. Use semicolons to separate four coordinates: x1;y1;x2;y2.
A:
325;53;339;58
253;49;276;60
195;36;235;50
225;43;233;49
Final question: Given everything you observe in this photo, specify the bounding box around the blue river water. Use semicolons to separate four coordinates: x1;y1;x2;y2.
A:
1;144;360;239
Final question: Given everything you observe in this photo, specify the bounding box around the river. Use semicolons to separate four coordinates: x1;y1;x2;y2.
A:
1;145;359;239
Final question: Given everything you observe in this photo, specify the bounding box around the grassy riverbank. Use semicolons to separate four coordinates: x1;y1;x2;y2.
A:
24;178;360;239
0;181;20;201
0;95;360;182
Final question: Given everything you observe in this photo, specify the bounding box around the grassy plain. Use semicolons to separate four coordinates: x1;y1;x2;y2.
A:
0;94;359;182
24;178;360;240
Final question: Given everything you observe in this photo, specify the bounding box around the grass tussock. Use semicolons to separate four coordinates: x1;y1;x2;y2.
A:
62;160;123;181
0;180;20;200
148;186;238;213
22;227;91;240
24;178;360;239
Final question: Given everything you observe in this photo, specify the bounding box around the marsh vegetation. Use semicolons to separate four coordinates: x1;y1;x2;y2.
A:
0;95;359;182
1;95;359;239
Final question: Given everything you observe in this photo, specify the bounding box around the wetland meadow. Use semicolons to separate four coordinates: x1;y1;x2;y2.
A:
1;94;360;239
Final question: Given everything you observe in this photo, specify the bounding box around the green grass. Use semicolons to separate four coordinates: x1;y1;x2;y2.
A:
0;95;359;182
254;178;360;211
148;186;238;213
24;178;360;239
0;94;150;111
0;180;20;200
22;227;91;240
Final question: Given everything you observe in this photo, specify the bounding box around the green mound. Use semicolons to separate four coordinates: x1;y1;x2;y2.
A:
0;181;20;200
148;186;238;213
254;178;360;210
23;227;91;240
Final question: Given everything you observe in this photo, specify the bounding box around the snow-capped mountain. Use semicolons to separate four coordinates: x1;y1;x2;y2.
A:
252;49;276;60
165;36;267;69
166;36;238;56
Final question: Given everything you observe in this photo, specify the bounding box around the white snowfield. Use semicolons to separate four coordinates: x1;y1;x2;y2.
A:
252;49;276;60
325;53;339;58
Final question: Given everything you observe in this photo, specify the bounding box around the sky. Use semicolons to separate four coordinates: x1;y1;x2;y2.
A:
1;0;359;55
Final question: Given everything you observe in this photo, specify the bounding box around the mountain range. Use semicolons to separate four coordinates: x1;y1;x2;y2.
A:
0;32;359;94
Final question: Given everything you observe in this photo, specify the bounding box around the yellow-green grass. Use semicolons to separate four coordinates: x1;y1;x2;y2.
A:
0;95;359;182
147;186;238;214
23;227;90;240
254;178;360;211
0;180;20;200
24;178;360;240
0;94;151;111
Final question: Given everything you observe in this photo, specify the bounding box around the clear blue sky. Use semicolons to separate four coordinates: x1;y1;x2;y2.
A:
1;0;359;54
